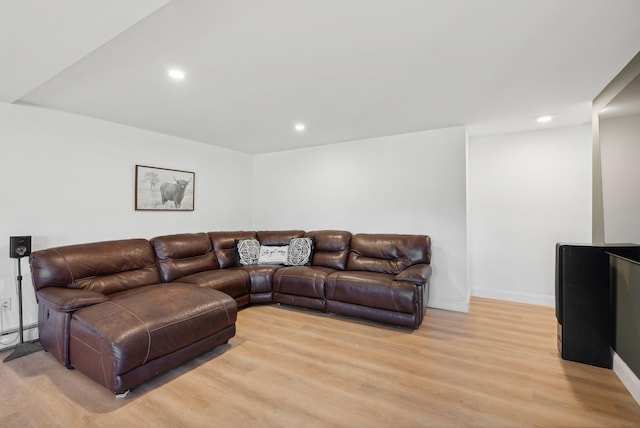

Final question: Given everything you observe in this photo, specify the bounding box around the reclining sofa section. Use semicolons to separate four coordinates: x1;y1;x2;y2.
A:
29;230;431;395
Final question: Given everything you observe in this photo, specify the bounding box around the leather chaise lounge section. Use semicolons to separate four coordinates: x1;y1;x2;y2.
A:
29;230;431;395
30;239;237;395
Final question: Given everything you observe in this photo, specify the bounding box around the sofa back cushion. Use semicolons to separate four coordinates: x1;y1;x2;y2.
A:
305;230;352;270
256;230;305;246
30;239;161;295
208;231;257;268
347;234;431;275
151;233;219;282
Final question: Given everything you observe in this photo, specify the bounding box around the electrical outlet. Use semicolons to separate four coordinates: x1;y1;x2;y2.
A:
0;297;10;312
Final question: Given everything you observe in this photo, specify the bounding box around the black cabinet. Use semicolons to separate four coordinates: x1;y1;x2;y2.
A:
555;243;639;368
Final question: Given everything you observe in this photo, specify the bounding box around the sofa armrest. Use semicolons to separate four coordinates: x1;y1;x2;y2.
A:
37;288;109;312
395;264;432;285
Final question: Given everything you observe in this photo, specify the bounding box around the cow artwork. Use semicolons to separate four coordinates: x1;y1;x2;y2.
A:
160;177;192;209
135;165;195;211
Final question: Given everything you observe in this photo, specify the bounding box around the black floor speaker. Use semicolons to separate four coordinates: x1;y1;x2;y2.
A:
9;236;31;258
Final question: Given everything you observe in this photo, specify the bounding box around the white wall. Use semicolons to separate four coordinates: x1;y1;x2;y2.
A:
0;103;253;349
600;114;640;243
0;101;597;351
467;125;592;306
252;127;469;312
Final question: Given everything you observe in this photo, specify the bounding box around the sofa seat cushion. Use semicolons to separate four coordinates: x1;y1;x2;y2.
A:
69;283;236;377
175;268;251;299
273;266;335;299
325;271;417;314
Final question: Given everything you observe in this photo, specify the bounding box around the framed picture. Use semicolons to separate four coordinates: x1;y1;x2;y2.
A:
135;165;195;211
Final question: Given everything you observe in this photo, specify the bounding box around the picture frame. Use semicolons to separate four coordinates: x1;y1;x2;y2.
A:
135;165;195;211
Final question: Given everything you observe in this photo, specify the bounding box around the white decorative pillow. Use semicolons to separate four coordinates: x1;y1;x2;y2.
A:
235;239;260;266
286;237;315;266
258;245;289;265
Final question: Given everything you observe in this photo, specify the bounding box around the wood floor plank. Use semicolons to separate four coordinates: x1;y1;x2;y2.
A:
1;297;639;427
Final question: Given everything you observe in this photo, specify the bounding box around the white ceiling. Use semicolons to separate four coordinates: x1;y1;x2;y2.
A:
2;0;640;154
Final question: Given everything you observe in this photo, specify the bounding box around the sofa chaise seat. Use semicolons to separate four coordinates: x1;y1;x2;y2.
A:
29;238;238;395
69;283;236;394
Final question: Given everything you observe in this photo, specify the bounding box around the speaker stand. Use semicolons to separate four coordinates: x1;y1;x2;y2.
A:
3;257;42;362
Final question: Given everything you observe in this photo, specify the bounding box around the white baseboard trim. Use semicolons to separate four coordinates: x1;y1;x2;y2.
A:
613;351;640;406
0;323;39;351
428;296;469;313
470;287;555;307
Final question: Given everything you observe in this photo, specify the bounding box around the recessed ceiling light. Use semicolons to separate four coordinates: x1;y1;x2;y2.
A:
536;114;554;124
168;69;185;80
294;123;306;132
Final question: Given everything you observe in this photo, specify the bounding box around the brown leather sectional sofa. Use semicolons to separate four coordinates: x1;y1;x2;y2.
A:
29;230;431;395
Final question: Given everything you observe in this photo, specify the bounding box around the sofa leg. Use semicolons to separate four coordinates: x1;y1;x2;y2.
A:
115;390;131;399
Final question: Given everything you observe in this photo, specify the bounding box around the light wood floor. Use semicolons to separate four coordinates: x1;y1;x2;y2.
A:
1;297;639;427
